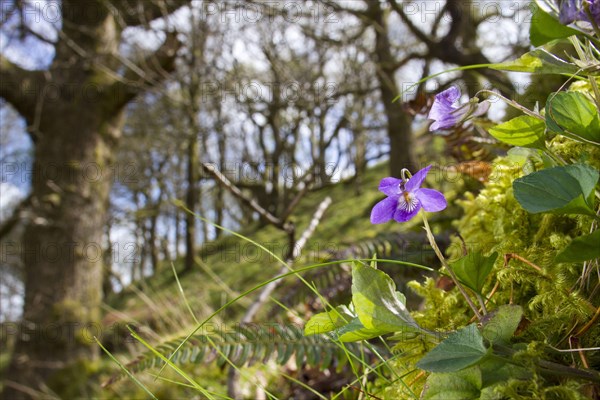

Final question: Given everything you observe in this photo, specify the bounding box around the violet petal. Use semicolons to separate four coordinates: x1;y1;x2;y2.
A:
428;87;461;130
378;177;402;196
370;196;399;224
415;188;447;212
405;165;432;192
393;204;422;222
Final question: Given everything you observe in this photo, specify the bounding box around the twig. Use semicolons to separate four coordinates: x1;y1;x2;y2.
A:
504;253;543;272
241;196;332;324
228;197;332;398
280;173;314;221
575;306;600;337
202;163;293;233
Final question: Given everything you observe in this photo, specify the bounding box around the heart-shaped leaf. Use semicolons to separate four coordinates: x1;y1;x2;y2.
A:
304;305;354;336
334;317;386;342
545;92;600;143
489;116;546;149
451;252;498;293
351;263;422;333
490;48;579;75
513;164;599;216
555;230;600;263
416;324;488;373
421;367;482;400
482;305;523;345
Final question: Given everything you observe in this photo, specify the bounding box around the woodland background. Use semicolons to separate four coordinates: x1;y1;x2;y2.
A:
0;1;542;398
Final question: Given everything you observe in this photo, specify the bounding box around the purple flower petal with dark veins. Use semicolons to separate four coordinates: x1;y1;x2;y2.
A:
393;205;421;223
405;165;432;192
378;177;402;196
370;165;447;224
415;188;448;212
428;87;462;130
370;196;400;224
428;86;491;131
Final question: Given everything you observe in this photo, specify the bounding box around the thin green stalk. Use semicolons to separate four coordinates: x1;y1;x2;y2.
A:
476;89;544;121
476;293;488;315
393;64;494;102
170;262;199;325
421;213;482;320
127;327;214;399
494;344;600;383
95;337;159;400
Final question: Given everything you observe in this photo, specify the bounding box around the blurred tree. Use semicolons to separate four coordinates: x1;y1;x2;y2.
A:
0;1;188;397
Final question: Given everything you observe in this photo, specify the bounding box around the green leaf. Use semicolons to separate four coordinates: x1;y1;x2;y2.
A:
546;92;600;143
451;252;498;293
421;367;482;400
555;230;600;263
304;305;354;336
490;48;579;75
416;324;488;373
479;357;530;391
530;7;580;46
489;116;546;149
482;305;523;345
513;164;599;216
334;317;386;342
351;263;422;333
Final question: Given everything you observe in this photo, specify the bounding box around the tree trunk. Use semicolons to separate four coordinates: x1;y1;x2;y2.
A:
103;219;114;298
0;2;184;395
174;208;181;258
353;125;366;196
5;105;122;398
369;2;417;177
149;209;160;276
215;125;226;239
184;134;199;273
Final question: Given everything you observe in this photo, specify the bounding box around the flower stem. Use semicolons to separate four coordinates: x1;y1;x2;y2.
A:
476;293;488;315
476;90;544;121
421;213;483;320
494;344;600;383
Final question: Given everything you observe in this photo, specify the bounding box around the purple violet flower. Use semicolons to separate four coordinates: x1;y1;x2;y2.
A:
560;0;600;25
427;87;490;131
370;166;447;224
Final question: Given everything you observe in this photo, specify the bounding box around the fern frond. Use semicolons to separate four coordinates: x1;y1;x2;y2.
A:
105;323;369;386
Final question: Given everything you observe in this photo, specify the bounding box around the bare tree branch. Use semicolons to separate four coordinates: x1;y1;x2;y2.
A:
241;195;332;324
0;55;45;122
107;30;182;109
387;0;434;47
201;163;292;233
113;0;190;27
